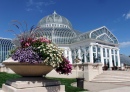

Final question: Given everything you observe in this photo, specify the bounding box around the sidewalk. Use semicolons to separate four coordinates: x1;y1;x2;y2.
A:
72;81;130;92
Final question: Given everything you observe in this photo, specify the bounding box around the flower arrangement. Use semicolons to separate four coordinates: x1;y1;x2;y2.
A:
10;21;72;75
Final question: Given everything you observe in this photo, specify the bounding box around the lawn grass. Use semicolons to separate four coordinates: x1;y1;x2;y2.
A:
48;77;87;92
0;72;21;88
0;72;87;92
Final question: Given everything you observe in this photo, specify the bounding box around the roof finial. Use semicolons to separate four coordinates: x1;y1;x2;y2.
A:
53;10;57;14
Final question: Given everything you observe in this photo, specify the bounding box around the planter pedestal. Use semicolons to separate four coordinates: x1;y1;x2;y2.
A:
0;77;65;92
1;58;65;92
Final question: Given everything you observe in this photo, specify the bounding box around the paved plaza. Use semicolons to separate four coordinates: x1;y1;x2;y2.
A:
72;81;130;92
71;71;130;92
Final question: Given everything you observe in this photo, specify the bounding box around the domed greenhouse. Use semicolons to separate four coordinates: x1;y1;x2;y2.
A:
34;11;78;44
29;11;121;68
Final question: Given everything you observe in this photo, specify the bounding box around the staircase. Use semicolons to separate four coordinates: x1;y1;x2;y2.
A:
91;71;130;82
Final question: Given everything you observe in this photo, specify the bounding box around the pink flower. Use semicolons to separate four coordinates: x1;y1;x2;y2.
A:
39;37;51;43
25;43;30;46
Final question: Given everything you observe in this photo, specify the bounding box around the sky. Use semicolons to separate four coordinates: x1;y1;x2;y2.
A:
0;0;130;56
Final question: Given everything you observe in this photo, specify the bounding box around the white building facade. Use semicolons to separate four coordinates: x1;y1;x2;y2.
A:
34;11;120;68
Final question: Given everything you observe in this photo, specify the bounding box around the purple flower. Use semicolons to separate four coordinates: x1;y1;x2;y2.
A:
11;47;41;64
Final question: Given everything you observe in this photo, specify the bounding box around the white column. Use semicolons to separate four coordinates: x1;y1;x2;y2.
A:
74;50;76;59
73;50;76;64
77;48;81;63
84;48;87;63
64;49;67;58
117;49;121;67
69;50;72;64
0;46;1;62
100;46;104;66
113;49;116;66
78;48;81;59
95;46;98;58
109;48;113;67
105;48;107;59
89;45;93;63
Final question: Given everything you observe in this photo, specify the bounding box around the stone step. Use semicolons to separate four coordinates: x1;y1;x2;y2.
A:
92;71;130;83
91;80;129;83
99;72;130;74
102;72;130;75
101;71;130;75
102;73;130;75
103;72;130;74
96;75;130;79
103;71;130;73
0;90;4;92
92;78;130;81
93;77;130;80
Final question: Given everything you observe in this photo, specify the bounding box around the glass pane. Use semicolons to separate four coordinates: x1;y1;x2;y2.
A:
111;49;113;54
116;56;118;62
86;47;89;52
93;46;96;52
104;59;106;65
97;54;101;62
107;49;109;57
98;47;100;52
93;53;96;63
86;53;89;62
103;48;106;57
112;55;114;61
107;59;109;67
115;50;117;54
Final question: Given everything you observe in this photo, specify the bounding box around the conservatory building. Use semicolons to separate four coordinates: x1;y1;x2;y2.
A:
0;38;14;63
34;11;120;68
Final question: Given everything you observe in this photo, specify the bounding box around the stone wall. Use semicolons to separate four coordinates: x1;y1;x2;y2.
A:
1;63;103;81
0;65;6;72
47;62;103;81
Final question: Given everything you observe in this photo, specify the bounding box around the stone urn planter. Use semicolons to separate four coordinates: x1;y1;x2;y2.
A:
3;58;53;77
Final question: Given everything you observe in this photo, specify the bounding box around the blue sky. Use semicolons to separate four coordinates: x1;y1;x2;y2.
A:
0;0;130;56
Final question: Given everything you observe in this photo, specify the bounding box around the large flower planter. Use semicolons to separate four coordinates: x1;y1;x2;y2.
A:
3;58;53;77
1;58;66;92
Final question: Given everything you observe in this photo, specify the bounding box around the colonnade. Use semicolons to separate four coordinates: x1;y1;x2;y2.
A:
70;43;121;67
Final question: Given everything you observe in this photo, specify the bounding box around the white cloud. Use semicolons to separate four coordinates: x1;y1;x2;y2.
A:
123;11;130;20
42;1;55;6
126;12;130;19
26;8;33;11
27;0;33;6
122;14;125;17
119;41;130;48
26;0;55;13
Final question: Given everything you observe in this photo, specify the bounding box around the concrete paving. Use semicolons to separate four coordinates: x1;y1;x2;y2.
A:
72;81;130;92
99;87;130;92
1;81;130;92
72;71;130;92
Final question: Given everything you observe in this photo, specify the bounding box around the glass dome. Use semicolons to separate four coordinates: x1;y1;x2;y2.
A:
34;11;77;44
38;11;72;29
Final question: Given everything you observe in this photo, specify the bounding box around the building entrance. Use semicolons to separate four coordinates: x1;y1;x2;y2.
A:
102;48;110;70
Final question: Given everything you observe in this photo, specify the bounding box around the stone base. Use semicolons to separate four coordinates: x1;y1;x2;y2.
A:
1;77;65;92
2;84;65;92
